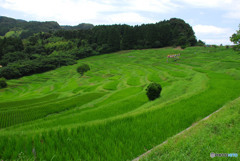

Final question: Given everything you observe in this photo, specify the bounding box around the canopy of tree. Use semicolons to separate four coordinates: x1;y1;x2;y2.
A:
146;82;162;100
55;18;197;49
230;25;240;51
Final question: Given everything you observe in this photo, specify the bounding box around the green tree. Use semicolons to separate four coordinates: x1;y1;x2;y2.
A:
230;25;240;51
77;64;90;76
0;66;21;79
0;78;7;88
196;40;205;46
146;82;162;100
121;26;135;50
0;51;28;66
107;27;120;51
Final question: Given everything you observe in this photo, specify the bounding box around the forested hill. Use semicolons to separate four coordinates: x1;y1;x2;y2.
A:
61;23;94;30
0;16;61;38
0;17;201;80
0;16;94;38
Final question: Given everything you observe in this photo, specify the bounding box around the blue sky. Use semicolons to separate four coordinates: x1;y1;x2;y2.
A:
0;0;239;45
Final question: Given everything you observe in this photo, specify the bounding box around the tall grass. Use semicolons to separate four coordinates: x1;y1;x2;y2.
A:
0;93;105;128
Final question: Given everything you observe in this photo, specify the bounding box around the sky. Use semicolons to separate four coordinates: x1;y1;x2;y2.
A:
0;0;239;45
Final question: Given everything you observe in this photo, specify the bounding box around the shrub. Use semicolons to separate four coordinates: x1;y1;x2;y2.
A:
180;45;187;49
0;66;21;79
0;54;77;79
0;78;7;88
146;82;162;100
77;64;90;76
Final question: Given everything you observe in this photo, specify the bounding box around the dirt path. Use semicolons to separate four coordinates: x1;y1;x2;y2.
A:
132;98;238;161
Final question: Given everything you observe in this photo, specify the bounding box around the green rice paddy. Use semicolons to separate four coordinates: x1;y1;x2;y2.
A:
0;47;240;160
140;93;240;161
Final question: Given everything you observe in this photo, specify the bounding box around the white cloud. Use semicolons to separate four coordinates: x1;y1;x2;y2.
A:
107;12;155;24
176;0;240;19
0;0;116;25
176;0;232;8
223;1;240;19
0;0;179;25
180;0;239;45
225;12;240;19
125;0;179;13
193;25;234;45
202;38;232;45
193;25;231;35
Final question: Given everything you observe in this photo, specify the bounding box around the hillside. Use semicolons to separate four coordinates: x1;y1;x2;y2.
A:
0;16;61;38
140;96;240;160
0;18;199;80
61;23;94;30
0;46;239;160
0;16;94;38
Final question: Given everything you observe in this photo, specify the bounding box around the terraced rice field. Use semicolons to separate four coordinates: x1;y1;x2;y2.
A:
0;47;240;160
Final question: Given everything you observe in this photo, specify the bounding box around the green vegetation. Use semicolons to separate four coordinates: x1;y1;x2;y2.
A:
0;46;239;160
230;24;240;51
140;97;240;161
146;82;162;100
0;78;7;88
0;16;94;38
0;17;197;79
0;93;104;128
61;23;94;30
77;64;90;76
5;30;23;38
0;16;61;38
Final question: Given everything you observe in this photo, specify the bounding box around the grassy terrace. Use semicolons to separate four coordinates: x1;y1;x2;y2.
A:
140;95;240;161
0;47;240;160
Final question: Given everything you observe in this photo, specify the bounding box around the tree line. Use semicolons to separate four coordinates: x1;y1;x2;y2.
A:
55;18;198;50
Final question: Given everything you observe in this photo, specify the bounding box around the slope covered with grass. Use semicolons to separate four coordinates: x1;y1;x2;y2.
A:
140;96;240;161
0;47;240;160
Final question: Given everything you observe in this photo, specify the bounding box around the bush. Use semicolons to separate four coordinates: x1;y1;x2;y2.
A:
0;66;21;79
0;54;77;79
181;45;187;49
0;78;7;88
146;82;162;100
77;64;90;76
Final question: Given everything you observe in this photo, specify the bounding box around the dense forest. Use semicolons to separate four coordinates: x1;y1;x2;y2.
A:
0;17;203;79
